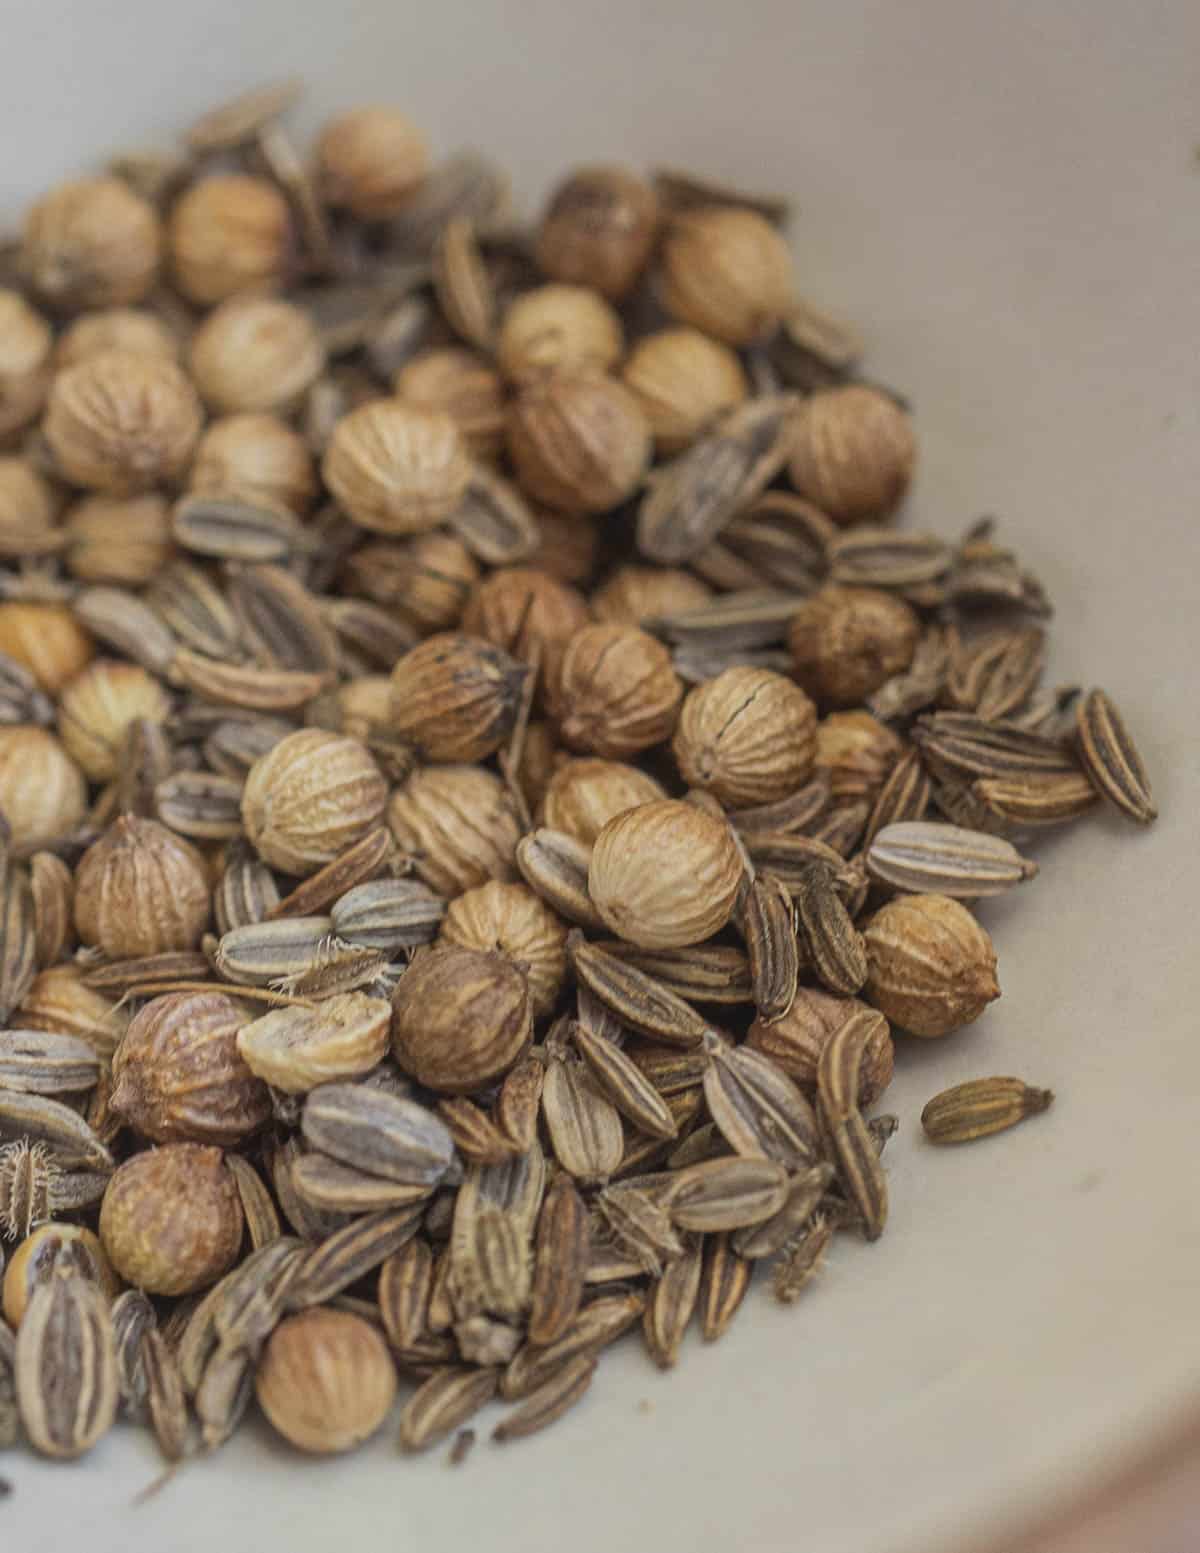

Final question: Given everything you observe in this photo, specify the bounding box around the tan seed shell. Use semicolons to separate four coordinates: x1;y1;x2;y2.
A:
921;1077;1054;1144
15;1274;118;1459
1075;688;1157;824
399;1364;499;1452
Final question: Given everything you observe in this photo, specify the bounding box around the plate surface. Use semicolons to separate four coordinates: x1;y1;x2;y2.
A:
3;3;1199;1550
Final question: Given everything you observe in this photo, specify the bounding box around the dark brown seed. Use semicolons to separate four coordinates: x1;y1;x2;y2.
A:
642;1238;702;1369
141;1327;189;1462
569;937;713;1048
493;1352;597;1442
1075;688;1157;824
573;1022;678;1140
793;864;868;995
399;1365;499;1452
379;1239;434;1351
921;1077;1054;1144
699;1233;752;1342
284;1206;424;1310
528;1175;589;1347
740;871;798;1024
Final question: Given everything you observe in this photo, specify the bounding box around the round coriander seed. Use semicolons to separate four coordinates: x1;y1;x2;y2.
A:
257;1308;398;1455
99;1143;243;1296
588;797;743;949
673;666;818;806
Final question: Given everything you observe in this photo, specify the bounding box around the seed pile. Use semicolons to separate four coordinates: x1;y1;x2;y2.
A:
0;80;1157;1466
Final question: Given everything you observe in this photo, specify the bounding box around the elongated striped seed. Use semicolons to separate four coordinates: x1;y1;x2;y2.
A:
669;1157;789;1233
740;872;799;1023
291;1152;435;1212
817;1014;888;1241
516;830;606;932
73;587;178;674
699;1233;752;1342
214;917;333;985
972;770;1098;826
227;564;339;674
215;848;281;934
447;465;540;565
212;1238;306;1354
167;649;331;711
0;1030;101;1094
80;951;211;996
329;876;445;951
29;852;73;969
496;1056;544;1153
261;829;392;923
15;1275;118;1459
702;1045;819;1168
541;1053;624;1184
493;1352;597;1442
593;942;752;1005
379;1239;434;1351
732;1162;835;1258
866;821;1037;897
449;1144;546;1321
568;937;713;1048
399;1365;499;1452
284;1206;424;1310
502;1288;644;1401
793;864;868;995
594;1184;684;1277
642;1238;702;1369
437;1097;520;1166
302;1084;457;1186
913;712;1078;782
111;1289;155;1416
154;771;245;840
172;495;311;562
0;1091;112;1171
224;1154;282;1251
863;745;932;846
921;1077;1054;1144
728;775;832;840
1075;688;1157;824
528;1175;589;1347
195;1345;254;1453
141;1328;190;1462
573;1022;677;1141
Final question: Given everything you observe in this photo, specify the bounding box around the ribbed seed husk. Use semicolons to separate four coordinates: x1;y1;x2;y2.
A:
1075;688;1157;824
15;1275;118;1459
493;1351;597;1442
739;871;799;1023
668;1157;789;1233
698;1233;751;1342
642;1237;702;1369
921;1076;1054;1144
702;1045;819;1168
399;1365;499;1452
528;1175;589;1347
866;821;1038;897
301;1083;458;1186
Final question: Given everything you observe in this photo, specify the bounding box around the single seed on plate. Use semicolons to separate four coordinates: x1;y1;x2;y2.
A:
1074;688;1157;824
921;1077;1054;1144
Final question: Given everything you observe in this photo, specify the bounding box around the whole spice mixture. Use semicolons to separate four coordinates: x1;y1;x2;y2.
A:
0;80;1157;1467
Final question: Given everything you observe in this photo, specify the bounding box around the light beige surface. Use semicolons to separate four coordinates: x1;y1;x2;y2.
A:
3;2;1200;1550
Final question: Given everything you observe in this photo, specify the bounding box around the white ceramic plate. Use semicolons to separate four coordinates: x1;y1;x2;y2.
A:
4;3;1199;1550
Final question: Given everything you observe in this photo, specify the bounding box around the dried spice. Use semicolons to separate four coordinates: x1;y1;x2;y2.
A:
0;76;1160;1480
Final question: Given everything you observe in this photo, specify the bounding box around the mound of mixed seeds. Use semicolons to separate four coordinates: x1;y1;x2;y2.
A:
0;80;1156;1467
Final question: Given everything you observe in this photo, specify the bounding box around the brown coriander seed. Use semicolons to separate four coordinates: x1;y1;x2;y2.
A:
390;944;532;1093
168;173;293;304
590;563;713;625
315;106;429;221
0;602;94;693
551;622;683;759
0;455;59;559
55;306;178;368
241;728;388;876
74;815;211;957
659;206;794;346
459;567;591;690
789;585;921;707
43;348;203;495
535;164;659;300
190;413;318;516
588;798;744;949
496;284;625;385
788;384;917;525
256;1309;398;1455
323;400;472;536
815;710;903;801
110;991;269;1147
516;720;562;811
98;1143;243;1296
387;764;521;896
622;327;749;454
439;880;569;1018
506;370;651;516
388;632;528;763
0;289;54;438
56;658;171;781
539;757;666;846
63;492;173;586
394;347;506;458
189;297;326;415
22;175;162;310
863;892;1000;1038
0;727;87;848
672;666;818;806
